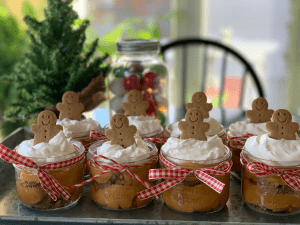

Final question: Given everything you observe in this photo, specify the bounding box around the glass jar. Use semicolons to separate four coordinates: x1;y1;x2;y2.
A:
160;146;232;213
241;150;300;215
165;122;227;144
87;140;158;210
14;141;85;210
108;40;168;126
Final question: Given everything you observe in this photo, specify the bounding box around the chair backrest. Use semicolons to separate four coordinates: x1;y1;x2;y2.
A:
160;38;265;126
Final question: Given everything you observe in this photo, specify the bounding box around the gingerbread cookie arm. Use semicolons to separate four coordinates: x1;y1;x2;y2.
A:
203;122;210;133
78;103;85;113
121;102;130;113
128;125;137;136
205;103;213;112
267;109;274;118
266;121;275;133
291;122;299;133
185;103;193;111
245;110;254;120
178;121;188;131
56;102;67;112
105;129;115;140
31;124;39;134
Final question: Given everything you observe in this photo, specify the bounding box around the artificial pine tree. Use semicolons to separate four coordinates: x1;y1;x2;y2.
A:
4;0;109;120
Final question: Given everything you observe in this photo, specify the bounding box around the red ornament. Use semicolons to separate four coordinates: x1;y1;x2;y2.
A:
124;74;141;91
143;91;158;116
142;71;160;89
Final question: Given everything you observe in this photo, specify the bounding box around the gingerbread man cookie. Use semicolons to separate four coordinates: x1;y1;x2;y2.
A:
178;109;210;141
56;91;84;121
31;110;63;145
266;109;299;140
185;92;212;119
105;114;137;148
246;97;274;123
121;90;149;116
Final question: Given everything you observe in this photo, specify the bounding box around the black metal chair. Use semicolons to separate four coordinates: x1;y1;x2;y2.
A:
160;38;265;128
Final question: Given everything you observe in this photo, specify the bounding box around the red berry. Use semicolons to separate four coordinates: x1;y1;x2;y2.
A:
143;91;158;115
142;71;159;89
123;74;141;91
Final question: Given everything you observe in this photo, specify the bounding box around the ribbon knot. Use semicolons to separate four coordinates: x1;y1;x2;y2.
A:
241;152;300;191
137;153;232;200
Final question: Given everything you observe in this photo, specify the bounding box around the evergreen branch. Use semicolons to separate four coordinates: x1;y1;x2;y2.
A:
23;15;41;31
83;38;98;64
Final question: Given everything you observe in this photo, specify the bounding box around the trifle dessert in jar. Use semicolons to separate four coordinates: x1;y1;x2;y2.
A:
138;109;232;213
165;92;226;144
226;97;273;172
241;109;300;215
0;110;85;210
87;113;158;210
56;91;101;175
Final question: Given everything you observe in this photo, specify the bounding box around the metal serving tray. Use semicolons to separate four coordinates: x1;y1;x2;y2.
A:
0;127;299;225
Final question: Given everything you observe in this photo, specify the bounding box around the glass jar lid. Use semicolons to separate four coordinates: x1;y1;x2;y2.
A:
117;39;159;52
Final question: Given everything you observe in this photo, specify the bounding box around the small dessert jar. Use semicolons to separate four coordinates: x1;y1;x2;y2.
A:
241;150;300;215
14;141;85;210
165;122;226;144
160;146;232;213
87;140;158;210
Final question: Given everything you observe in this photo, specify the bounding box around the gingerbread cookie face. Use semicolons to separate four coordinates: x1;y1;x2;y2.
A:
121;90;149;116
266;109;299;140
31;110;63;145
105;114;137;148
56;91;84;121
246;97;274;123
178;109;210;141
185;92;212;119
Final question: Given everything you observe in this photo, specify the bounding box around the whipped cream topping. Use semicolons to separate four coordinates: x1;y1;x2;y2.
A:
57;118;100;137
169;117;223;137
244;133;300;166
16;131;77;164
127;116;162;136
161;136;227;161
228;120;268;137
96;136;153;163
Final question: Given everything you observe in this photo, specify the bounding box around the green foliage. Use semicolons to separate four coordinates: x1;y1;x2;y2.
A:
4;0;110;119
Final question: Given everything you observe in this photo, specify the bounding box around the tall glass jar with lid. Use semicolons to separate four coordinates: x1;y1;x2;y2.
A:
108;40;168;126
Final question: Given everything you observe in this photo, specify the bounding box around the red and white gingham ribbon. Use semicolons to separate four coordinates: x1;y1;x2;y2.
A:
68;155;158;199
240;152;300;191
145;133;167;144
90;129;108;141
226;133;254;150
137;153;232;200
0;144;85;201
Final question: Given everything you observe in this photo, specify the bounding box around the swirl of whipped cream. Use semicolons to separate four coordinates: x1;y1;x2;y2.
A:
161;136;227;161
169;117;223;137
16;131;77;164
96;136;153;163
127;116;162;136
244;133;300;166
57;118;100;138
228;120;268;137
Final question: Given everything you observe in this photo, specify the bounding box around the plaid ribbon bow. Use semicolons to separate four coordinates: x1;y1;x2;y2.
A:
68;155;157;199
226;133;254;150
137;153;232;200
0;144;84;201
240;152;300;191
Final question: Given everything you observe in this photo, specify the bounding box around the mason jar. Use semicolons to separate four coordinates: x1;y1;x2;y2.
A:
108;40;168;125
14;141;85;210
160;146;232;213
87;140;158;210
241;150;300;215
